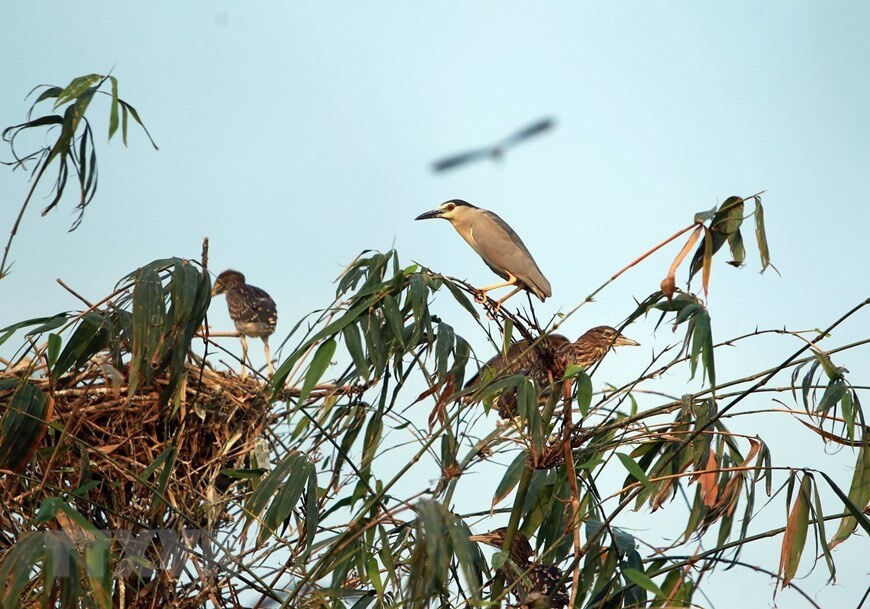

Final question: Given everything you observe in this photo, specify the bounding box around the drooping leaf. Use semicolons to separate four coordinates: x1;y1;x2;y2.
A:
297;339;337;404
830;445;870;546
0;381;53;472
778;474;812;587
754;196;772;272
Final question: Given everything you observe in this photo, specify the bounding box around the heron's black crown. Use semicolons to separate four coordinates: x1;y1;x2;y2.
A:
443;199;476;208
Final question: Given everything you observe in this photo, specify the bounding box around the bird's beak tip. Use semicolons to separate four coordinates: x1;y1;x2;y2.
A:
415;209;441;221
617;336;640;347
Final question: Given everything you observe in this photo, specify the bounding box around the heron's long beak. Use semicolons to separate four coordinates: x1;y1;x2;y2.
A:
415;208;443;221
468;533;496;546
614;334;640;347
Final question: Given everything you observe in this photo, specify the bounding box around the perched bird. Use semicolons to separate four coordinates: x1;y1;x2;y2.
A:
211;269;277;378
470;527;568;609
464;334;571;387
466;326;639;418
431;117;555;173
415;200;551;309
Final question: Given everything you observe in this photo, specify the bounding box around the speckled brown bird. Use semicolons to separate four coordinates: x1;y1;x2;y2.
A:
212;269;277;378
466;326;638;418
470;527;568;609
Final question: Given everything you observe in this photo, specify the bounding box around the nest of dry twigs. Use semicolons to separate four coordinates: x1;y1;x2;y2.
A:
1;353;274;608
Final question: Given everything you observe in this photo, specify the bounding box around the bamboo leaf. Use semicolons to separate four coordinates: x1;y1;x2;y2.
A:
0;381;54;473
492;452;529;509
435;323;454;377
0;314;68;346
0;533;45;609
585;519;637;553
754;196;772;272
830;446;870;546
623;566;665;598
108;76;120;139
572;369;593;416
128;267;166;395
779;474;811;586
702;226;713;296
617;452;654;494
297;339;337;404
53;74;102;108
342;324;369;380
816;379;847;414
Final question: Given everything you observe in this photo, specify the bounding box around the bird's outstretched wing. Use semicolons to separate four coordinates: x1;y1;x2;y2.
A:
431;116;556;173
498;117;555;150
431;147;495;172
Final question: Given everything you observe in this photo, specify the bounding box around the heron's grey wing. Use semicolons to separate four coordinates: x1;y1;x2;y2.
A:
499;117;555;149
475;210;552;299
431;146;496;172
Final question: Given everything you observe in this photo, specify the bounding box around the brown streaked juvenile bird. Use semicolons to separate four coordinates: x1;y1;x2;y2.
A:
470;527;568;609
466;326;639;418
415;200;552;310
211;269;277;378
464;334;571;388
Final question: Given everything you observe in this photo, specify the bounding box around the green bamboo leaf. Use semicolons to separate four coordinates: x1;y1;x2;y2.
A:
714;196;744;235
617;452;654;494
726;229;745;266
519;379;544;450
623;566;664;598
53;74;102;108
243;451;315;543
492;452;529;509
150;447;177;514
297;338;337;404
585;519;637;553
128;267;166;395
446;515;485;600
270;294;379;391
407;272;427;324
0;381;53;473
816;379;847;413
0;533;45;609
84;537;112;609
117;99;159;149
108;76;120;139
47;333;61;368
435;323;454;377
0;314;68;346
382;294;404;346
34;85;64;104
754;196;772;272
342;324;369;380
442;279;479;319
568;368;593;416
830;446;870;546
809;475;836;581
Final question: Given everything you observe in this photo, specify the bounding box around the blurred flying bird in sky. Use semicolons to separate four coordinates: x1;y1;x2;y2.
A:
431;116;555;172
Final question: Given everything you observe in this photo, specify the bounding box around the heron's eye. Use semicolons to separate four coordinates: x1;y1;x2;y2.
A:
445;203;455;211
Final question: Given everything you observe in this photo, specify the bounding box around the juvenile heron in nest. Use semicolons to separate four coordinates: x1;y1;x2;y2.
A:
466;326;638;418
415;200;551;309
470;528;568;609
211;270;277;378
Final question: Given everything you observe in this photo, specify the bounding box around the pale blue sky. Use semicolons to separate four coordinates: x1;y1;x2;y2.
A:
2;3;868;606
